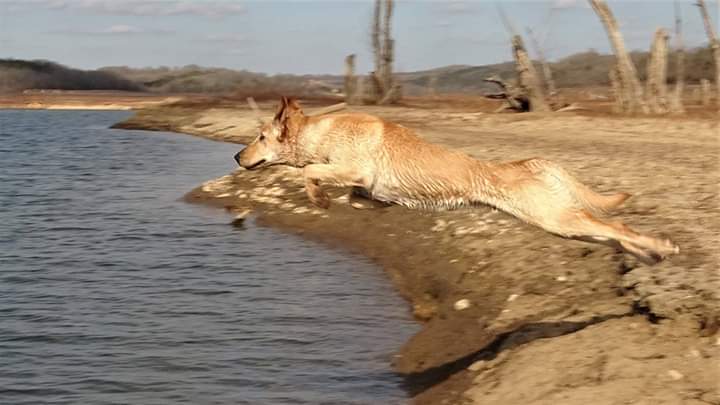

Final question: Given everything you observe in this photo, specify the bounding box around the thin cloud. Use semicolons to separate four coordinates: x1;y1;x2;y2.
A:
551;0;588;10
15;0;245;18
51;24;173;36
201;34;251;45
438;1;479;16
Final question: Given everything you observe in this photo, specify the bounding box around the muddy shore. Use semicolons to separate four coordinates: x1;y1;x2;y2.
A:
113;100;719;404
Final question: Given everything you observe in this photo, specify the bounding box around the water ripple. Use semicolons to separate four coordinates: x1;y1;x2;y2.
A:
0;110;417;405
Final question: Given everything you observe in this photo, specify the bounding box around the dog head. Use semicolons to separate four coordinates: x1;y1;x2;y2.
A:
234;96;305;170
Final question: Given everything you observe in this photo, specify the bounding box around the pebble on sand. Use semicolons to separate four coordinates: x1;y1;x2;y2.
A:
431;219;448;232
667;370;684;381
454;299;471;311
468;360;486;372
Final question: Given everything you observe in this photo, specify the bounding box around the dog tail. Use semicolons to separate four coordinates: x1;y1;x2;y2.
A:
577;188;632;213
540;161;631;214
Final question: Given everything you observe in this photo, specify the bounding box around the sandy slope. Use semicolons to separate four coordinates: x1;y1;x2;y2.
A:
114;101;719;405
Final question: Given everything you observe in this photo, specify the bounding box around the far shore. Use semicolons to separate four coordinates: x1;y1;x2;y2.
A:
0;90;184;110
28;93;720;404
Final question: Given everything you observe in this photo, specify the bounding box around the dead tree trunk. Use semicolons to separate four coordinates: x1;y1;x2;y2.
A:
487;6;549;112
589;0;648;114
526;27;557;101
701;79;711;106
370;0;400;104
646;28;670;114
356;75;367;104
609;65;628;113
512;35;550;112
696;0;720;109
692;87;701;103
427;74;438;97
344;54;358;104
670;1;685;113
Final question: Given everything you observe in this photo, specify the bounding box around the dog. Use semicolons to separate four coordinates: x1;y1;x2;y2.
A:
234;97;679;264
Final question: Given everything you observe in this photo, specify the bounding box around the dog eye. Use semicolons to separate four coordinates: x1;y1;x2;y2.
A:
259;135;266;141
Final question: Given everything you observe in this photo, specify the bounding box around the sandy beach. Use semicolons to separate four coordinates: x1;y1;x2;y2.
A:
110;98;720;404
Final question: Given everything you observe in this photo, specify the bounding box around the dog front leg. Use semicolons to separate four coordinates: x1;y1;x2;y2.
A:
303;164;368;209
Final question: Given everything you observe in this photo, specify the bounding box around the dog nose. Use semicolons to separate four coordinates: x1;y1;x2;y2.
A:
233;152;241;164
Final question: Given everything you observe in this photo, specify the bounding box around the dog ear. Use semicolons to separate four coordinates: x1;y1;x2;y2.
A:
274;97;303;142
273;96;290;124
287;97;302;112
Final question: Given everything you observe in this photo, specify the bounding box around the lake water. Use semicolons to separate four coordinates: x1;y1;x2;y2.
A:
0;110;417;405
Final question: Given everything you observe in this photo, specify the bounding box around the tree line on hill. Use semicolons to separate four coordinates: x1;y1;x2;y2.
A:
0;46;714;96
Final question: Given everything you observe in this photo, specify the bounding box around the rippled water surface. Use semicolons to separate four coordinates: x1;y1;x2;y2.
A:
0;110;417;405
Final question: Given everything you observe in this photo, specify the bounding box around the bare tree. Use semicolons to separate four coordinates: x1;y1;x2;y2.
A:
701;78;711;106
589;0;648;114
646;28;670;114
670;1;686;113
344;54;358;104
370;0;400;104
483;35;551;113
609;65;628;113
487;5;550;112
427;74;438;98
512;35;551;112
526;27;557;100
696;0;720;108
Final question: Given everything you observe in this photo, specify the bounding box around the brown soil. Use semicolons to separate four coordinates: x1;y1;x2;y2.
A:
113;95;719;405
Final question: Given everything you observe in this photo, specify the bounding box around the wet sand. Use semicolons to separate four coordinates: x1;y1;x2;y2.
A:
113;99;719;404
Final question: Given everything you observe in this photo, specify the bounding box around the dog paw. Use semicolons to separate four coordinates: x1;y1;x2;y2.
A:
310;193;331;209
657;238;680;257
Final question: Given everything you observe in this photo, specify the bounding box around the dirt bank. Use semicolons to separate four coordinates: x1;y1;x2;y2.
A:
113;100;719;404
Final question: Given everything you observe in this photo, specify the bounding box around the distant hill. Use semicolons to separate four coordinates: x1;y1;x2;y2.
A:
99;65;339;96
0;46;713;95
397;47;714;94
0;59;141;92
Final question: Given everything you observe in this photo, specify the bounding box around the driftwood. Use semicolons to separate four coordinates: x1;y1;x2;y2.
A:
246;97;264;126
696;0;720;109
590;0;648;114
246;98;346;125
670;1;685;113
646;28;670;114
555;103;587;112
309;102;347;116
483;76;528;112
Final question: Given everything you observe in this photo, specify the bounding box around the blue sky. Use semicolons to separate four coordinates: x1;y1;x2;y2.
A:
0;0;716;74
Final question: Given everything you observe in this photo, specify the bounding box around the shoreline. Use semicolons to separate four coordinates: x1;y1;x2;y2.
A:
0;91;183;111
114;101;719;404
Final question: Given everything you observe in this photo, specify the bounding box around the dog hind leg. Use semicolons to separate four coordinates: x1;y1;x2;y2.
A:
553;209;679;264
303;164;370;209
